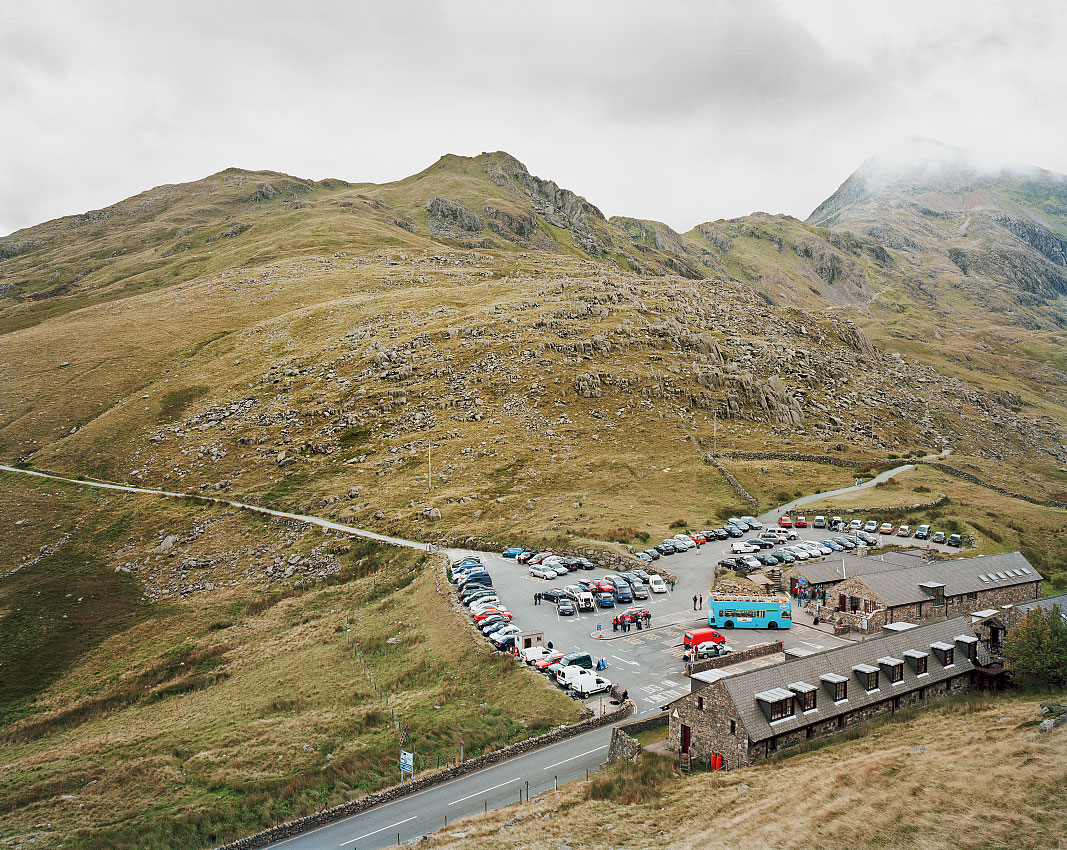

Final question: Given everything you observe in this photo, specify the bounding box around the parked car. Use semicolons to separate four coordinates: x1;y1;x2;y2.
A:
832;536;857;549
774;550;796;563
516;551;537;564
556;665;588;688
502;546;523;558
932;530;947;544
782;546;808;560
718;557;741;569
896;525;912;537
820;539;844;552
576;591;596;611
756;553;779;566
540;588;565;605
648;575;667;593
655;542;676;555
794;516;808;528
489;624;521;641
740;555;762;571
529;565;556;580
671;535;695;550
533;652;565;671
813;515;827;528
575;557;596;570
520;645;553;664
631;583;649;600
947;533;962;547
688;532;708;544
857;531;878;545
491;634;518;652
732;541;761;554
528;552;554;565
694;641;735;660
643;548;661;561
746;538;774;550
636;551;653;563
779;516;793;528
849;519;863;530
741;516;763;529
557;599;576;616
479;617;508;633
709;528;730;540
878;522;894;535
914;524;931;540
863;520;879;533
474;608;512;623
595;591;616;608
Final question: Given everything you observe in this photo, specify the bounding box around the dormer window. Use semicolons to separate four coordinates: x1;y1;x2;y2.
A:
820;673;848;701
931;641;955;666
904;649;928;675
853;663;879;692
878;656;905;683
756;688;796;722
955;634;979;661
788;682;817;711
769;697;795;721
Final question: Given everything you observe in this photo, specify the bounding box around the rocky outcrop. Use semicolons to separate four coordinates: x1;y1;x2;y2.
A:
425;197;483;233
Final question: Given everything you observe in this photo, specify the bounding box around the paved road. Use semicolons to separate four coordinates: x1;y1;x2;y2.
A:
260;726;615;850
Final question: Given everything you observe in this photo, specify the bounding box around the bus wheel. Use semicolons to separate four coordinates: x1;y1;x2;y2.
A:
768;622;778;630
724;621;734;629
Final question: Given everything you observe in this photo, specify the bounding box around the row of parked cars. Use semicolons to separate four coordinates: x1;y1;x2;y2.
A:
632;516;767;561
539;571;667;611
449;557;528;651
779;515;960;547
719;528;875;572
518;647;613;697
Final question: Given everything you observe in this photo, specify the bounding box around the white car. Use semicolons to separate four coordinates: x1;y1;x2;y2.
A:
464;593;499;608
805;543;833;556
541;555;565;570
555;665;589;688
529;565;556;579
470;601;503;615
648;575;667;593
520;645;553;664
849;519;863;530
672;536;695;550
731;541;760;554
577;591;596;610
571;672;612;696
784;546;809;560
490;624;522;640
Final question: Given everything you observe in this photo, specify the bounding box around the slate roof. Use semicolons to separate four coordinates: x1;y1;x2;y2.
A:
1015;592;1067;621
791;551;926;585
853;551;1039;608
711;617;976;743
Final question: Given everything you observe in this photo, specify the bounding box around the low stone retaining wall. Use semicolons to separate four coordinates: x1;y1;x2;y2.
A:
714;451;884;469
922;461;1067;509
828;496;948;516
686;640;783;676
704;454;758;506
607;712;669;763
213;694;633;850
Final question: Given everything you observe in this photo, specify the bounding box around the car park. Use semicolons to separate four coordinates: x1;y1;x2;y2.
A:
779;516;793;528
897;525;911;537
948;533;962;547
878;522;894;535
648;575;667;593
502;546;523;558
914;524;931;540
932;530;946;544
863;520;878;533
813;516;826;528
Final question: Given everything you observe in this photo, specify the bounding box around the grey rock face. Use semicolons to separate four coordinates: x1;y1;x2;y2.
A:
426;197;483;233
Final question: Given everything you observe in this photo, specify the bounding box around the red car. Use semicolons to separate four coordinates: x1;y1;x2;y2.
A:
528;552;553;565
794;516;808;528
688;532;707;544
533;651;564;671
779;516;793;528
593;580;615;595
473;608;512;623
619;606;650;623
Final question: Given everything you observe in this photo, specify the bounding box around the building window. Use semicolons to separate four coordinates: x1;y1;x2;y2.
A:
966;592;978;602
800;690;816;711
730;719;737;735
944;647;954;666
834;681;847;701
890;664;904;683
697;696;704;711
837;715;846;729
865;671;879;691
915;655;927;675
769;698;795;722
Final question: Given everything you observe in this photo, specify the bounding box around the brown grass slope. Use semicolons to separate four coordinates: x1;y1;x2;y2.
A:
426;692;1067;850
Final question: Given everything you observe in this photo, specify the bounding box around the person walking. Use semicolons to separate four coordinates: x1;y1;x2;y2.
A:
693;594;698;611
670;578;676;592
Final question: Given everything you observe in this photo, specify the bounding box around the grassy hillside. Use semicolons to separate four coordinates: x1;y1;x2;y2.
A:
426;691;1067;850
0;474;581;849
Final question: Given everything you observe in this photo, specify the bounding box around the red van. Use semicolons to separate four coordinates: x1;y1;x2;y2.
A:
683;627;725;649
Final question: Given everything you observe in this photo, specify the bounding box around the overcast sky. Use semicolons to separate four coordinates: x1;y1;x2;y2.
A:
2;0;1065;237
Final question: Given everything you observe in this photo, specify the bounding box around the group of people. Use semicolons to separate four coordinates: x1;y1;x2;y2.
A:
612;611;650;632
692;594;703;610
792;584;826;605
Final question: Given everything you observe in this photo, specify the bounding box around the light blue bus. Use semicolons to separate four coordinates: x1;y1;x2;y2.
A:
708;594;792;630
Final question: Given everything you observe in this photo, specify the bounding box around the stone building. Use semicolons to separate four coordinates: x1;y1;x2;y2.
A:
667;617;977;768
784;551;1041;633
972;591;1067;656
782;549;927;597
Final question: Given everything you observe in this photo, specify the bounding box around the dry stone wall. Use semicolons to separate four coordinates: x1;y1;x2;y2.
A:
686;640;783;675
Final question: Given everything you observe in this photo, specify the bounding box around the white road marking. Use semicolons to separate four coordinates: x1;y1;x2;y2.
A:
448;777;521;806
611;655;640;666
338;816;417;846
543;745;607;770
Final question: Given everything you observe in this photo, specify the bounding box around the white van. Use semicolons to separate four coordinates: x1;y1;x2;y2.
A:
555;665;588;688
648;575;667;594
571;671;612;696
577;591;596;611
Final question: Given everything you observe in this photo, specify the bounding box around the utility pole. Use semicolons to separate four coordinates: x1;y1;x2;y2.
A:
713;409;718;454
428;442;432;491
